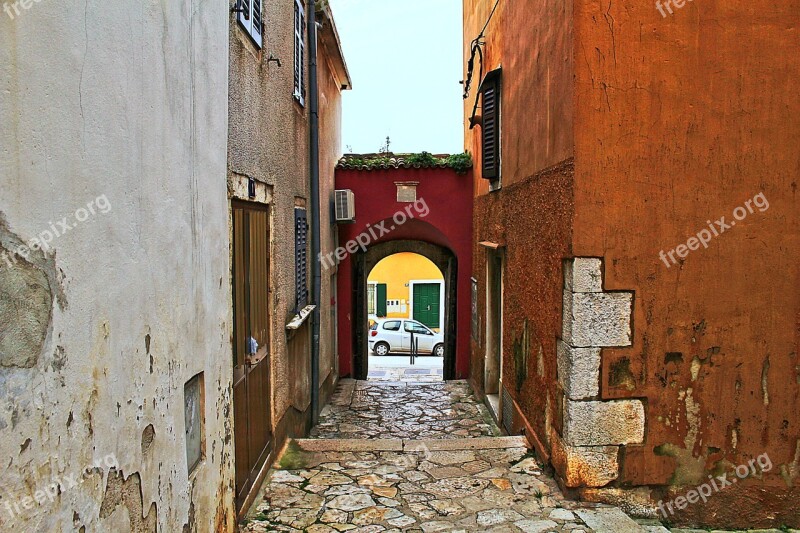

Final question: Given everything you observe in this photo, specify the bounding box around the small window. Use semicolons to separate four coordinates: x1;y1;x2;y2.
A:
237;0;263;49
480;69;501;182
293;0;307;105
295;207;308;311
383;321;401;331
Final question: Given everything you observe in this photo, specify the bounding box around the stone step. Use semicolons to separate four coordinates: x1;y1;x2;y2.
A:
293;435;530;453
575;508;649;533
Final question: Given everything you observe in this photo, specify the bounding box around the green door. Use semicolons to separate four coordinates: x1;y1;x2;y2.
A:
413;283;441;329
376;283;387;317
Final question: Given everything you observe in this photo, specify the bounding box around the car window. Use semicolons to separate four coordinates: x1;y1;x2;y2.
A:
404;321;431;334
370;322;378;330
382;321;401;331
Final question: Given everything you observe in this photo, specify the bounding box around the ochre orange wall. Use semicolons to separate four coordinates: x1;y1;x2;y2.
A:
465;0;800;527
572;0;800;525
463;0;574;194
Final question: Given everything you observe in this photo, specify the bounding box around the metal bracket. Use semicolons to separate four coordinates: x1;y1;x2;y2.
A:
231;0;250;19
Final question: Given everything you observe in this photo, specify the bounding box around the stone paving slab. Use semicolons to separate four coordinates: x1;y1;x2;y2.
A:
310;380;500;440
575;508;646;532
297;439;404;452
407;436;529;451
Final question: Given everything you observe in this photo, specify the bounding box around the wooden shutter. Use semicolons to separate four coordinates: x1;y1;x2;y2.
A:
481;77;500;180
376;284;388;317
295;208;309;311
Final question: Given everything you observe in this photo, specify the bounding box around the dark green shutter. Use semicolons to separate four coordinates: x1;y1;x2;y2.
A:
376;284;387;317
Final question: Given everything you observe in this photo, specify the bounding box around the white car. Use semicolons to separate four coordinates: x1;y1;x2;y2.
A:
369;319;445;357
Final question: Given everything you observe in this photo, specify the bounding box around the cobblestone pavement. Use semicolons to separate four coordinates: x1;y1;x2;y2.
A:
309;380;498;440
242;438;667;533
243;380;680;532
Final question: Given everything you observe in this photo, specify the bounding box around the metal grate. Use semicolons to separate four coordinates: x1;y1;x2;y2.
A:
294;208;308;311
502;387;514;435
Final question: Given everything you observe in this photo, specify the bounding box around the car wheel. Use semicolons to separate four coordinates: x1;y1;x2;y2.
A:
433;343;444;357
374;342;390;356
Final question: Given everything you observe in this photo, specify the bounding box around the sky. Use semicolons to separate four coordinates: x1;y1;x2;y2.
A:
330;0;464;155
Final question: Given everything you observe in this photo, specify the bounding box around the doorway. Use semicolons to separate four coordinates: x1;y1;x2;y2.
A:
231;201;273;511
485;249;503;417
352;241;458;381
365;253;445;382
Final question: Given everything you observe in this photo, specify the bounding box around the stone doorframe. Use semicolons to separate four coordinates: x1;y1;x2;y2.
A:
552;258;646;489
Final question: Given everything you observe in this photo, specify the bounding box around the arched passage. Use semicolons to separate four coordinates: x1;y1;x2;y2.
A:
351;240;458;381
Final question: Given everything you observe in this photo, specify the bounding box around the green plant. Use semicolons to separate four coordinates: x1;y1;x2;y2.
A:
407;151;438;167
446;151;473;174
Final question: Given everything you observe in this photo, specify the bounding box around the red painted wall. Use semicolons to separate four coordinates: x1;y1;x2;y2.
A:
334;166;473;378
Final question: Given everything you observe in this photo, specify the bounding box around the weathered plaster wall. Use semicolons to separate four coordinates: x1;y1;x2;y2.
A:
464;0;576;469
463;0;574;193
318;27;347;391
572;0;800;527
227;0;347;508
0;1;234;531
228;0;312;437
470;162;574;453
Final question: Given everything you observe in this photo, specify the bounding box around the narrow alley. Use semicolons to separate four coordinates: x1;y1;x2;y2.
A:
242;381;669;532
2;0;798;531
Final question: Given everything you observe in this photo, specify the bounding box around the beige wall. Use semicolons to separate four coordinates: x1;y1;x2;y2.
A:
227;0;348;481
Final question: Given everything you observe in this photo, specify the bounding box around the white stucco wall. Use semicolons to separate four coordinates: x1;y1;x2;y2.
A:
0;1;234;531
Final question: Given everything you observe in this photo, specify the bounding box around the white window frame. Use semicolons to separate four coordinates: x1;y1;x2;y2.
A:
293;0;306;106
238;0;263;49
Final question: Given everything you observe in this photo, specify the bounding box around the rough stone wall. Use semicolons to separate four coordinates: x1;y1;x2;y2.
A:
571;0;800;527
0;1;235;531
470;161;575;455
553;258;645;489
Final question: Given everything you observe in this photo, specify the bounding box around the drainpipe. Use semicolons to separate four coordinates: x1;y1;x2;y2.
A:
308;2;321;427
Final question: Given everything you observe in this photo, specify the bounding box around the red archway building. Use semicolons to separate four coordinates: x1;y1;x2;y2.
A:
333;157;473;379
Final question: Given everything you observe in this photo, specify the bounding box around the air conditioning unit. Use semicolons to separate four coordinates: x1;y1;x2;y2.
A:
335;189;355;222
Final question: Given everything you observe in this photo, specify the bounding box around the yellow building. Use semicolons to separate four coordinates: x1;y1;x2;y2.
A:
367;252;444;331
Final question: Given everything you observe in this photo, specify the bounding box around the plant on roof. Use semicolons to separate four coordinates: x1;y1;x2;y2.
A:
406;151;439;167
446;151;473;174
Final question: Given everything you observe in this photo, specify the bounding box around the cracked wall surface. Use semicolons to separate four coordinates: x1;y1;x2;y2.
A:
0;1;235;531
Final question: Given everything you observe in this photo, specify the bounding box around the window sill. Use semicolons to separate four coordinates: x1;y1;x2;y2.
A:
286;305;316;330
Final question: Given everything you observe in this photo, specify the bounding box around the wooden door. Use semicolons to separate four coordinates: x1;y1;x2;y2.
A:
413;283;441;329
232;201;272;510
